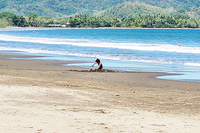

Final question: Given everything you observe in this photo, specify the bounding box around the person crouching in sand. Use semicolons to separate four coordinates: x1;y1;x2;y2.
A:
92;59;103;70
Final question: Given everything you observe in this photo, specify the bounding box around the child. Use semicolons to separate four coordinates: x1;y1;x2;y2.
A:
92;59;103;70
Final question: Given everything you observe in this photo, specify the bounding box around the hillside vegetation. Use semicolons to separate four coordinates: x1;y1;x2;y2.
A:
1;0;200;28
94;2;174;18
1;0;200;18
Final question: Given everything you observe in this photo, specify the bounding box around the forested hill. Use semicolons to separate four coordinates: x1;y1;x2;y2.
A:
1;0;200;18
94;2;173;18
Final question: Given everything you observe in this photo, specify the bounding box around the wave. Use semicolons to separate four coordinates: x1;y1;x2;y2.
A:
1;34;200;54
184;63;200;67
1;46;200;68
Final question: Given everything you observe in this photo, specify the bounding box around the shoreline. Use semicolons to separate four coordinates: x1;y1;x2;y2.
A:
1;54;200;89
0;54;200;132
2;26;200;30
2;51;200;82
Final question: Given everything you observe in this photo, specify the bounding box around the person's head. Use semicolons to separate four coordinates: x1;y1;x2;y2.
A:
95;59;100;64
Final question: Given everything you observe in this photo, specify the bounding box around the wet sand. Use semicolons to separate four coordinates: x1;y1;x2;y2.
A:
0;54;200;133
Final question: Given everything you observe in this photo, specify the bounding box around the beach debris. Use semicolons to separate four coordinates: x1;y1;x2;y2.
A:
94;109;107;114
151;124;166;126
94;123;106;125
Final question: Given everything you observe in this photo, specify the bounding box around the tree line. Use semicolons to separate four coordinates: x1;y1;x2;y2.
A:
68;14;200;28
0;12;200;28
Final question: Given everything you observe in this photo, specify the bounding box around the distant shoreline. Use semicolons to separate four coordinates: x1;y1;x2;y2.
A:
2;26;200;30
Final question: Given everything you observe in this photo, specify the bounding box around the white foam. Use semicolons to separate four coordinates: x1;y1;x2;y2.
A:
1;46;200;68
184;63;200;67
1;34;200;54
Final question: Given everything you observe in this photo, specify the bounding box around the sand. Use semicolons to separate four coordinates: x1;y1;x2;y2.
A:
0;54;200;133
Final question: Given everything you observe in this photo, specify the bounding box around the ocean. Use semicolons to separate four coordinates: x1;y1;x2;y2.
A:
0;28;200;82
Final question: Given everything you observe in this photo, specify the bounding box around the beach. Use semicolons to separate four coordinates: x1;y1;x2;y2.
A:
0;54;200;133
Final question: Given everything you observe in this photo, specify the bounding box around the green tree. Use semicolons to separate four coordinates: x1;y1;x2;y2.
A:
0;12;28;27
0;20;7;28
26;13;38;27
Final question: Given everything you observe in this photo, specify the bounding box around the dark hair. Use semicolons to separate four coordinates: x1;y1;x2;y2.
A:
95;59;100;63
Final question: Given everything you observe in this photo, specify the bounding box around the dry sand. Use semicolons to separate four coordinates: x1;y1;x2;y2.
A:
0;54;200;133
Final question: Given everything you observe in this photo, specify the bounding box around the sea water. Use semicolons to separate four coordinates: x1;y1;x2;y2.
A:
0;28;200;82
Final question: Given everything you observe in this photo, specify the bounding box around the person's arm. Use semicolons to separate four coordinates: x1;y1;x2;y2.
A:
92;62;97;67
